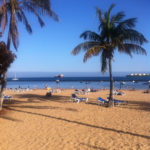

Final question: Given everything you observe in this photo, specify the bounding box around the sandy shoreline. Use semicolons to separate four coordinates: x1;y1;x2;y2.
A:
0;89;150;150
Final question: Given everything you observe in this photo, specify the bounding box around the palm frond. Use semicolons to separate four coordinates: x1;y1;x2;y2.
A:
10;14;19;50
48;9;59;21
83;46;104;62
96;7;104;23
122;29;148;45
117;18;137;30
107;4;115;17
7;27;11;49
19;10;32;33
27;0;51;13
24;4;45;27
118;43;147;56
80;31;101;41
24;0;59;21
0;4;8;32
16;11;23;22
110;11;125;24
72;41;101;55
106;3;115;25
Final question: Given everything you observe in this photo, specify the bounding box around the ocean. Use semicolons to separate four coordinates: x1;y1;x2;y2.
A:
6;76;150;90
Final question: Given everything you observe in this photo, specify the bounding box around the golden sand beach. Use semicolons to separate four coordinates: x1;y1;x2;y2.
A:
0;89;150;150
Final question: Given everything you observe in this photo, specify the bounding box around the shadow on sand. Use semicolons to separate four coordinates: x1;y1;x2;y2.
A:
80;143;107;150
119;100;150;112
13;93;70;103
1;93;150;139
4;106;150;140
0;108;22;122
87;98;150;112
3;94;78;112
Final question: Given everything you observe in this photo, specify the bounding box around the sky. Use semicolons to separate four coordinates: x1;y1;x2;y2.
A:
1;0;150;76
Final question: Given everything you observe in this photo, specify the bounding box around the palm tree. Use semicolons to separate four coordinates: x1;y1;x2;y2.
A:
0;0;58;109
72;4;147;106
0;0;58;49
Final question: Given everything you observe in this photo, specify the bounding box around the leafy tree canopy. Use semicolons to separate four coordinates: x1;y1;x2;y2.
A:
0;41;16;75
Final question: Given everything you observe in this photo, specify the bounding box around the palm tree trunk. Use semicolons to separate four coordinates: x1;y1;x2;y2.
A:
108;57;114;107
0;71;7;110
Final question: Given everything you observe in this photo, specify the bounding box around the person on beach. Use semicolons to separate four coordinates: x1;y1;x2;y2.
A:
45;84;48;89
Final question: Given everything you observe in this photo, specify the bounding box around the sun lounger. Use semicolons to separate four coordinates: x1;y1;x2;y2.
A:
113;99;128;105
98;97;128;106
4;95;12;101
91;89;98;92
74;89;81;94
70;94;88;103
113;90;125;96
81;89;89;94
107;97;128;105
51;89;61;93
97;97;109;105
4;95;12;99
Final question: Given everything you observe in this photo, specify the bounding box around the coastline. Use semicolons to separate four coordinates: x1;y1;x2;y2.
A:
5;76;150;90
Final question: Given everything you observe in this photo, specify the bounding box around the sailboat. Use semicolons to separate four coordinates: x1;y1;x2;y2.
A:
12;73;18;81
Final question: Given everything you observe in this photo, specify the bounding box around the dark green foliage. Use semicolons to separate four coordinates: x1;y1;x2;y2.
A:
0;41;16;75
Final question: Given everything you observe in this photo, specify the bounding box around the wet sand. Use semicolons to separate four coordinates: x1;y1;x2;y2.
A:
0;89;150;150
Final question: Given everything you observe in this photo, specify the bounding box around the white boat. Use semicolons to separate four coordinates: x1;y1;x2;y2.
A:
121;81;126;85
12;73;18;81
126;73;150;77
55;74;64;78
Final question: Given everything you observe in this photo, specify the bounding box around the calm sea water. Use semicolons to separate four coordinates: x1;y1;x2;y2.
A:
6;77;150;90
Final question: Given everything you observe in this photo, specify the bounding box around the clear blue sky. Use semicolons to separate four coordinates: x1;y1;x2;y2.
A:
1;0;150;75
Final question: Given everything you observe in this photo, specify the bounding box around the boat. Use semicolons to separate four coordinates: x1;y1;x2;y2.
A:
121;81;126;85
12;73;18;81
126;73;150;77
59;74;64;78
55;74;64;78
126;73;150;81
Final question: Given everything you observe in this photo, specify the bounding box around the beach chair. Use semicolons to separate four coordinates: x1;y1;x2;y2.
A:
117;92;125;96
74;89;81;94
113;99;128;105
113;90;125;96
113;90;119;95
81;89;89;95
107;97;128;105
91;89;98;92
97;97;109;105
4;95;12;102
70;94;88;103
